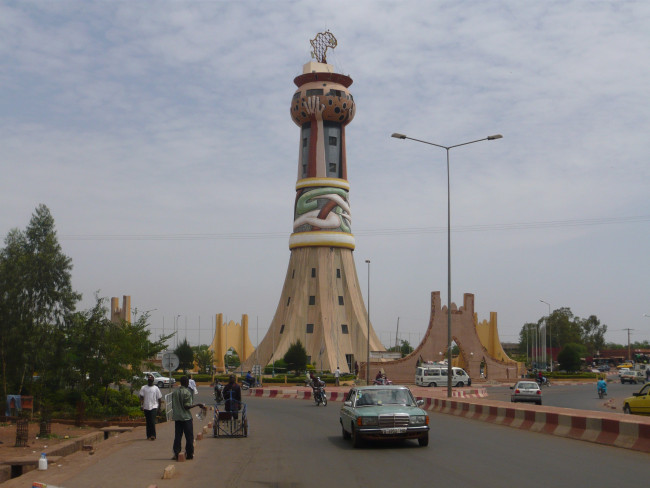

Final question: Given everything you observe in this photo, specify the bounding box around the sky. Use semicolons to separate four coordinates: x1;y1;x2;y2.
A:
1;1;649;352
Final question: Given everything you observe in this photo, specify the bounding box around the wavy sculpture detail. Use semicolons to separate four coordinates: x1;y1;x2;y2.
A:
294;187;351;233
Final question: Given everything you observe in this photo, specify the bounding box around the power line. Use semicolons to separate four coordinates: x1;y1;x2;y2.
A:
59;215;649;241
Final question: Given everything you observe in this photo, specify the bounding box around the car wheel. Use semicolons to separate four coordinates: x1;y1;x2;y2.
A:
623;404;631;414
352;425;362;448
341;423;351;440
418;432;429;447
456;382;464;387
157;381;164;388
428;382;437;388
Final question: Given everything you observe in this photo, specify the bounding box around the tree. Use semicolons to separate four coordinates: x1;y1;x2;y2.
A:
0;204;81;398
174;339;195;372
579;315;607;355
283;340;308;373
195;347;214;374
557;343;586;372
388;340;414;358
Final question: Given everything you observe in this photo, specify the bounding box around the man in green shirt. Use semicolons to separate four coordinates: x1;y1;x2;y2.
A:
171;376;204;460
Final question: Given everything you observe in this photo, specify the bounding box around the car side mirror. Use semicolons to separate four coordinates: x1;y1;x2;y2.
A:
417;399;424;406
344;401;352;407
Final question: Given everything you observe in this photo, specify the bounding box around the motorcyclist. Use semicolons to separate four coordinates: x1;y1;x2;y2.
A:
213;379;224;403
597;378;607;396
312;376;325;400
244;371;255;388
375;371;384;385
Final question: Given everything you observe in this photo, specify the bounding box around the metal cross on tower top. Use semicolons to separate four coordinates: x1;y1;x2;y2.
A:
310;31;337;63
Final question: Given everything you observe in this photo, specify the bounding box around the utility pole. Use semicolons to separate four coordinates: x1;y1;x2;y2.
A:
623;328;634;361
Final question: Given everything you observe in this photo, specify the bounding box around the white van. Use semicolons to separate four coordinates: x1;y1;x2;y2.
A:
415;366;471;387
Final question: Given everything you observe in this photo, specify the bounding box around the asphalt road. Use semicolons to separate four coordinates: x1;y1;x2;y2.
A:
486;377;644;412
183;389;649;488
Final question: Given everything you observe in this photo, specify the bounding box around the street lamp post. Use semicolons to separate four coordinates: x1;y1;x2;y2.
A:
392;132;502;398
365;259;371;386
540;300;552;372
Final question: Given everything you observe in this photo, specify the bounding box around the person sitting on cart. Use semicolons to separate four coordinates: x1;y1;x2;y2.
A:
223;374;242;419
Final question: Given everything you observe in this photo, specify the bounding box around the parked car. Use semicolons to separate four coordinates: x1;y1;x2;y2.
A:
620;370;645;384
137;371;176;388
510;381;542;405
622;383;650;415
618;368;631;377
339;385;430;448
598;364;610;372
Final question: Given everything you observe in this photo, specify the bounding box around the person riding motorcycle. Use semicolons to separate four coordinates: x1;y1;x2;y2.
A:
213;379;224;403
597;378;607;397
312;376;325;399
244;371;255;389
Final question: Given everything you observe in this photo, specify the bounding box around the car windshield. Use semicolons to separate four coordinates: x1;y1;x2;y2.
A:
517;382;538;389
354;389;415;407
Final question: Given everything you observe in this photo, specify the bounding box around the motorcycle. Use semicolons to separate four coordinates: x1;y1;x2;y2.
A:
373;376;393;385
536;376;551;387
313;386;327;406
597;382;607;399
214;381;224;404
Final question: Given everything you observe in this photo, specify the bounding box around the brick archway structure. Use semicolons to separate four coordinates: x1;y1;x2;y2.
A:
360;292;523;384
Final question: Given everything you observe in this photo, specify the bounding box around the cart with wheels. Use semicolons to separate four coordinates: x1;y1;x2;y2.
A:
213;399;248;438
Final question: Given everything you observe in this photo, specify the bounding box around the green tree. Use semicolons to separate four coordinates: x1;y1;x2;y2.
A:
283;340;308;373
579;315;607;355
557;343;586;372
195;347;214;374
175;339;195;372
0;204;81;398
388;340;414;358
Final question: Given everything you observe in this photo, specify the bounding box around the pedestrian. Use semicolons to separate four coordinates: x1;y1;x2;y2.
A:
334;366;340;386
139;374;162;440
354;361;359;378
171;376;204;461
188;374;199;395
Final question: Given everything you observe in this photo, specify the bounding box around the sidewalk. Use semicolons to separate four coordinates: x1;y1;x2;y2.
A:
2;413;216;488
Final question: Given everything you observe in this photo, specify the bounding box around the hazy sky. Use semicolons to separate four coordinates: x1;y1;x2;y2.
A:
2;1;649;351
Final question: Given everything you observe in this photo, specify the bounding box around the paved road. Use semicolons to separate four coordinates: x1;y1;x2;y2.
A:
15;384;648;488
486;378;643;412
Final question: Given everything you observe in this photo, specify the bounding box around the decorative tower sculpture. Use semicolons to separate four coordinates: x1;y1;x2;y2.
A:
242;33;384;373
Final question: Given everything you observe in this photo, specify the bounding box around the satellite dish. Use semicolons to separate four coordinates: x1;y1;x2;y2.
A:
162;352;180;371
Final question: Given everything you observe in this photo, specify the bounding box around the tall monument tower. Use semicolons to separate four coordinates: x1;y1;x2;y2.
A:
243;33;384;373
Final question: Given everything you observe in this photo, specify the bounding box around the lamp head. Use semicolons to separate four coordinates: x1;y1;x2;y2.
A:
487;134;503;140
391;133;407;139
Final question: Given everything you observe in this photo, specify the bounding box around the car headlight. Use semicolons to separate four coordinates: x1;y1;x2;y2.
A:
409;415;427;426
358;416;378;426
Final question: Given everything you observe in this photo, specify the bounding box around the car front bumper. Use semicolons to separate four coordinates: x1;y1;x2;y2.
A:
356;425;429;440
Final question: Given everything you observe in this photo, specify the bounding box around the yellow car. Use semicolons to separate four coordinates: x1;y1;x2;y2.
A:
622;382;650;415
617;363;634;369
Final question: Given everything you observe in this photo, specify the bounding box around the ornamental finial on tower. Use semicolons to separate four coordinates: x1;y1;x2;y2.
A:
310;31;337;63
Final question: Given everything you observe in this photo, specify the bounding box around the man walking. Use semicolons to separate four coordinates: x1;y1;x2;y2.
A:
334;366;340;386
139;374;162;440
171;376;204;461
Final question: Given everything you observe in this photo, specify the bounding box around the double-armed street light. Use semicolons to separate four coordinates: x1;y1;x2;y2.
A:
391;132;503;398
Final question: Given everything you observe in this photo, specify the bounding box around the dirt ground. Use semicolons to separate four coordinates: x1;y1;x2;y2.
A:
0;420;101;459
